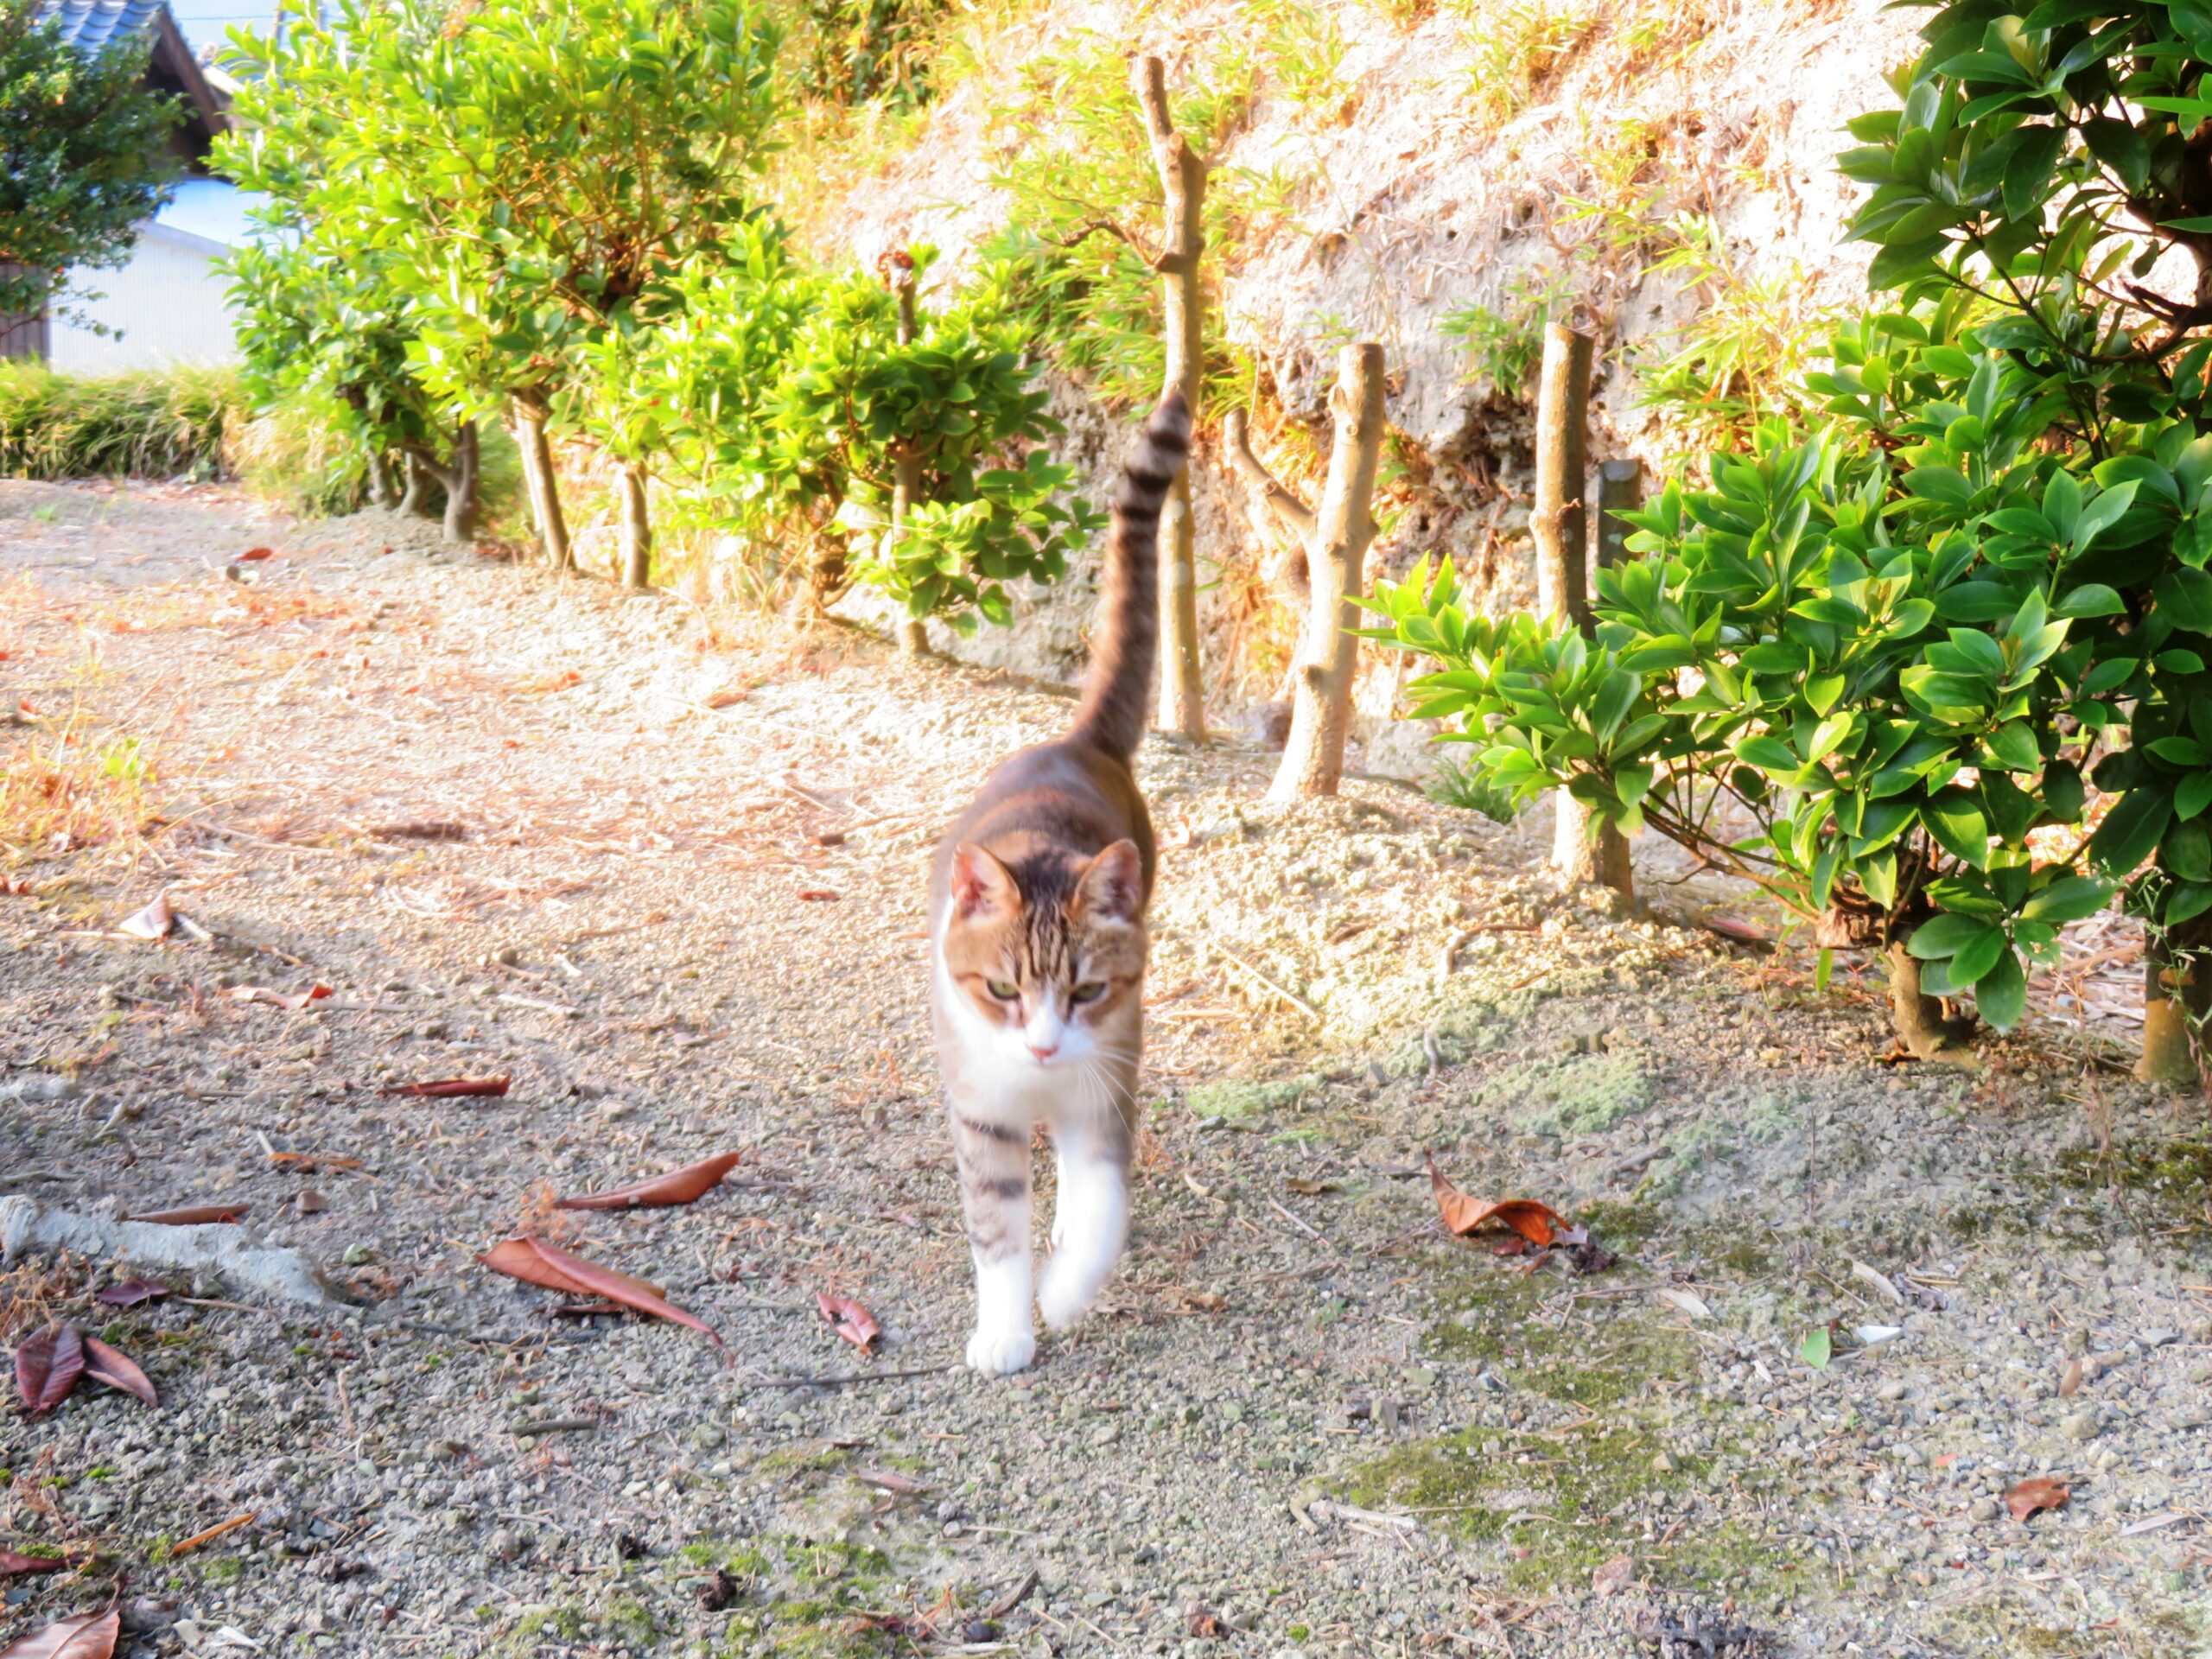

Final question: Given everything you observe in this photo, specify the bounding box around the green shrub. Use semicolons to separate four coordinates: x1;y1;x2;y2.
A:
0;364;240;480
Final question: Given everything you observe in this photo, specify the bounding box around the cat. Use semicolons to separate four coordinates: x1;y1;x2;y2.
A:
929;391;1191;1376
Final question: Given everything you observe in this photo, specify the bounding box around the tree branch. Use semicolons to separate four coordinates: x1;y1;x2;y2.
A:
1222;408;1315;605
1055;217;1168;270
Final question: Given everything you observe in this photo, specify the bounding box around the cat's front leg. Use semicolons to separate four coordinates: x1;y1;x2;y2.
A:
951;1110;1035;1376
1036;1117;1129;1333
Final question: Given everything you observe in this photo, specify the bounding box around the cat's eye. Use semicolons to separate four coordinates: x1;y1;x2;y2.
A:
1071;982;1108;1004
985;980;1020;1001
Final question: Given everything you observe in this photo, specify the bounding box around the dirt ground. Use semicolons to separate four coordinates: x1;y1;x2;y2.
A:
2;480;2210;1659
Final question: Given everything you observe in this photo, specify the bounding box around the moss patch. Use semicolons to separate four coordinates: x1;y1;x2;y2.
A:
1185;1073;1321;1120
1484;1052;1652;1139
1423;1266;1694;1411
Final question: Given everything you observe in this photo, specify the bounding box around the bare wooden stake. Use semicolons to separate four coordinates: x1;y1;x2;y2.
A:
1532;322;1630;899
888;257;930;657
1134;54;1207;741
1233;344;1388;804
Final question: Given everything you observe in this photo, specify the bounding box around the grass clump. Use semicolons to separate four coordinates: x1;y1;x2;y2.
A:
0;364;240;480
0;716;161;865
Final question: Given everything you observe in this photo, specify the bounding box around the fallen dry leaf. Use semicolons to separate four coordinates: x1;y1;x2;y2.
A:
479;1236;721;1345
703;688;747;709
1656;1287;1713;1321
2005;1478;2070;1522
0;1608;119;1659
237;545;275;562
116;893;174;940
796;887;842;902
1592;1553;1636;1597
1186;1608;1229;1638
480;1236;664;1300
127;1204;247;1225
379;1074;511;1098
94;1278;171;1308
1425;1152;1567;1248
513;669;582;695
80;1336;156;1406
366;819;465;841
227;983;332;1011
1;878;35;896
816;1291;880;1352
555;1153;743;1211
15;1323;83;1416
0;1550;64;1577
1284;1178;1341;1196
2058;1357;2083;1397
859;1469;929;1495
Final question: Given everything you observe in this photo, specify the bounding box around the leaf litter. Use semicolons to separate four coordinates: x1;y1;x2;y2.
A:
479;1236;722;1347
555;1152;742;1210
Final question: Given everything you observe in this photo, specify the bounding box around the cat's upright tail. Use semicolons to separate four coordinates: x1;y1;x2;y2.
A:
1068;391;1192;764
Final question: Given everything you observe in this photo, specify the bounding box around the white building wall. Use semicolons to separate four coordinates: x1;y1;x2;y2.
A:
48;220;238;374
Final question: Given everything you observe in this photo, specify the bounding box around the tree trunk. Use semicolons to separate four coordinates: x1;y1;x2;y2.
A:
2138;918;2212;1087
1533;321;1630;899
1596;457;1643;572
367;448;398;511
619;463;652;591
1266;343;1386;804
440;419;479;545
513;399;572;574
1885;939;1978;1065
398;452;431;518
1135;54;1207;741
889;264;930;657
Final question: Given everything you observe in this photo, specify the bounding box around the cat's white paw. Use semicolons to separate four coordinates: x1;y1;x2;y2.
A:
1035;1257;1093;1333
965;1321;1036;1376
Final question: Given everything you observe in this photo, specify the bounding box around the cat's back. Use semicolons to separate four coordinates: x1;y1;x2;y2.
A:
930;736;1154;904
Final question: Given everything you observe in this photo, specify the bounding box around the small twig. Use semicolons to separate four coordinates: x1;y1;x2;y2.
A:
984;1569;1039;1619
169;1511;257;1556
1209;944;1321;1021
743;1363;957;1390
509;1416;601;1438
1266;1196;1343;1255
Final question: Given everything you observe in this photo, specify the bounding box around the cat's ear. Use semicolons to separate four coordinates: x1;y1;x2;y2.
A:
950;842;1017;919
1070;839;1144;925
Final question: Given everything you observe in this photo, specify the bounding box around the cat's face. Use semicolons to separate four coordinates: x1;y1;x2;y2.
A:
942;840;1146;1072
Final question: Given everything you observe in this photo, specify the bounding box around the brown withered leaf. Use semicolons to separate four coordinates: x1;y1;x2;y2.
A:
2058;1357;2082;1397
703;688;747;710
127;1204;247;1225
796;888;841;902
859;1469;929;1495
1592;1553;1635;1597
80;1336;156;1406
0;1608;120;1659
94;1278;171;1308
2005;1478;2070;1522
367;820;465;842
1425;1152;1567;1248
513;669;581;695
555;1153;743;1211
16;1323;83;1415
116;893;174;940
816;1292;880;1352
0;1549;66;1577
228;982;332;1011
1;877;35;896
479;1236;721;1346
1284;1178;1341;1197
379;1074;511;1099
480;1236;664;1300
237;546;275;563
1186;1607;1229;1638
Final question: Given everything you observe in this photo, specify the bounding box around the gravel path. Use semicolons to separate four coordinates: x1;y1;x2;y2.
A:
2;480;2209;1659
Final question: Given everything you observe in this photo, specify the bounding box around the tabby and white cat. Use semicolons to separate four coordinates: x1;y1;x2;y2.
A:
930;392;1192;1376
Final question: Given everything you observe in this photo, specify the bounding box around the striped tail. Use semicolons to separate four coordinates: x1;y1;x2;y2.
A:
1069;391;1192;761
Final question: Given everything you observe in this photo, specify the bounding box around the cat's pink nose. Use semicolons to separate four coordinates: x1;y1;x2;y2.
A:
1027;1041;1058;1062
